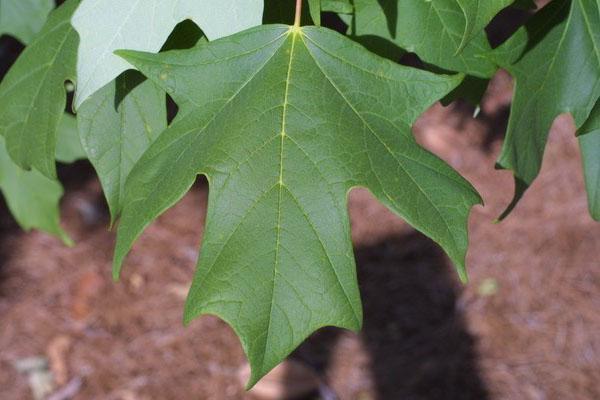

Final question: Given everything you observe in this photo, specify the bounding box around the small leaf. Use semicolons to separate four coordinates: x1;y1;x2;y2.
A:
0;0;53;44
579;100;600;221
496;0;600;219
114;25;480;386
71;0;264;108
78;71;166;220
0;136;70;244
0;0;79;179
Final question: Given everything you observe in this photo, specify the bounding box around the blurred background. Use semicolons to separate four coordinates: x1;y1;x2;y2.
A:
1;3;599;400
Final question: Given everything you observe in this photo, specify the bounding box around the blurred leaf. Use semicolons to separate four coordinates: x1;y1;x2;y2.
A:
308;0;321;25
0;0;53;44
0;136;70;243
322;0;353;14
0;0;79;179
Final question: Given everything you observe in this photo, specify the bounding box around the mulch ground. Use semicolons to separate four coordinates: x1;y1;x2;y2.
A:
0;71;599;400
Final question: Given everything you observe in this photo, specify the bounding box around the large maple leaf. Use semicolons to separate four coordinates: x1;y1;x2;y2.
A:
113;25;481;385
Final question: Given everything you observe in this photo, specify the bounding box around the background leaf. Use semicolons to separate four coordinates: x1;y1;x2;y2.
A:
322;0;353;14
0;0;79;179
0;136;70;244
71;0;264;108
113;25;480;385
345;0;500;77
0;0;53;44
308;0;322;26
496;0;600;219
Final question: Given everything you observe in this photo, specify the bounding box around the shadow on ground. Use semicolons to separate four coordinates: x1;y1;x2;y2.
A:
292;232;489;400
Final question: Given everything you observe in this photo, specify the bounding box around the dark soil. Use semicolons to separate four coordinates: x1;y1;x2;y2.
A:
0;71;599;400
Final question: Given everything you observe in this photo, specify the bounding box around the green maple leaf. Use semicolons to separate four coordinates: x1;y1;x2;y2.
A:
0;136;69;243
78;71;166;220
344;0;511;76
495;0;600;218
77;20;206;222
113;25;481;385
0;0;79;179
0;0;81;240
0;0;53;44
457;0;515;51
0;113;82;244
579;100;600;221
71;0;264;108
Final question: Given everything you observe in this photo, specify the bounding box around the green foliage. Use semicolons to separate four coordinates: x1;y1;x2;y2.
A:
71;0;264;108
344;0;506;76
321;0;353;14
0;0;82;239
78;72;166;220
308;0;322;25
0;112;82;244
114;25;480;385
495;0;600;218
0;0;53;44
0;0;79;179
0;0;598;389
0;134;69;244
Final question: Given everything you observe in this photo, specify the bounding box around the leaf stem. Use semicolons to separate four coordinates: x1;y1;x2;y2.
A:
294;0;302;27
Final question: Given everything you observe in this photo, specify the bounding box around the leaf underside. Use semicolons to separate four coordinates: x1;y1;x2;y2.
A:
113;25;480;386
71;0;264;107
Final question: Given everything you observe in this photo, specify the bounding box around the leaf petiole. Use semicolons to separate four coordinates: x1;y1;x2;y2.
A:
294;0;303;27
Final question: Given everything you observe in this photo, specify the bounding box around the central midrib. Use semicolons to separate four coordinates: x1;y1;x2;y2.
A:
260;28;299;373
